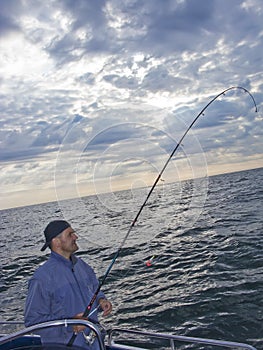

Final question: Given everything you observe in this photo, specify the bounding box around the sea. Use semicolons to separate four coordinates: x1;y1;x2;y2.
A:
0;167;262;349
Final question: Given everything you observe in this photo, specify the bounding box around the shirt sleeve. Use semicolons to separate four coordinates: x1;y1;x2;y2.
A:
24;277;54;326
81;260;106;303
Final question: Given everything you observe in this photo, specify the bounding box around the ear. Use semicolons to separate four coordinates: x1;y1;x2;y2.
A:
51;237;61;250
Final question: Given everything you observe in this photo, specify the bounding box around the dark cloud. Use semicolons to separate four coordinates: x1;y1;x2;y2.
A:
141;0;216;48
0;13;20;36
103;74;139;90
141;66;190;92
77;72;96;85
0;0;23;36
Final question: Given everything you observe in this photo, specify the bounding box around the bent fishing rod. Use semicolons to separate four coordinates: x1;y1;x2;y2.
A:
67;86;257;346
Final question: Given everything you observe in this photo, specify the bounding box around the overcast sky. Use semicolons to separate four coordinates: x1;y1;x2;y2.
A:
0;0;262;210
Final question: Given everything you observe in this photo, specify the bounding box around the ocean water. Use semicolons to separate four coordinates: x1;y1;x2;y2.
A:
0;167;262;349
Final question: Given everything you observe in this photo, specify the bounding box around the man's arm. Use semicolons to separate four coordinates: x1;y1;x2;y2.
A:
24;278;55;326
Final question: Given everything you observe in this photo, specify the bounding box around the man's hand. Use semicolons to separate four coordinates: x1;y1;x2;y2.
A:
72;299;112;332
99;298;112;317
72;312;87;333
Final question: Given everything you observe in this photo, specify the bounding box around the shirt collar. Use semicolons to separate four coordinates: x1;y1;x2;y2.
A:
50;251;78;267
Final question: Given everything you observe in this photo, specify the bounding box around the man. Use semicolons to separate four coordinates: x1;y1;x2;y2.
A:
24;220;112;348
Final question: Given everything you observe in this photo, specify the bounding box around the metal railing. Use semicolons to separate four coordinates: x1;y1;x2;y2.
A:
108;328;258;350
0;319;105;349
0;320;258;350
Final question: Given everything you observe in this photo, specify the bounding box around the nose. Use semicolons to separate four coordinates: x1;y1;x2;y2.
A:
73;232;78;240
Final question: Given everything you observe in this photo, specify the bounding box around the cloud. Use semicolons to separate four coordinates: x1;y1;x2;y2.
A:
0;14;20;36
0;0;262;209
0;0;23;36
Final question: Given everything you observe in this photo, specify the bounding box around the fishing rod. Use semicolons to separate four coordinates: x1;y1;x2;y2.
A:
67;86;257;346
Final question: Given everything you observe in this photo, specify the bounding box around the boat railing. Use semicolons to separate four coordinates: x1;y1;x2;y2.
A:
0;319;105;349
0;320;258;350
107;328;258;350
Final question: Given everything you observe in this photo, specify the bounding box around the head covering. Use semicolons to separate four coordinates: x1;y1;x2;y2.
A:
41;220;71;251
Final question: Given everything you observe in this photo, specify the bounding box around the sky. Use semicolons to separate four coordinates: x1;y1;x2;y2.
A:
0;0;262;210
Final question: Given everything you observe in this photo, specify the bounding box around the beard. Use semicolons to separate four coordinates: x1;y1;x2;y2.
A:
72;241;79;252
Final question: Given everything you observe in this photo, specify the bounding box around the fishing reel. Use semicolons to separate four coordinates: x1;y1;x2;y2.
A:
82;322;106;346
82;330;96;346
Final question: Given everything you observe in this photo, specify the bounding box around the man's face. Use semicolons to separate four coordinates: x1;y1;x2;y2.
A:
56;227;79;255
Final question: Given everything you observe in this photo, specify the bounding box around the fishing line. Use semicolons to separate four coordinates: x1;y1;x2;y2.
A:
67;86;257;346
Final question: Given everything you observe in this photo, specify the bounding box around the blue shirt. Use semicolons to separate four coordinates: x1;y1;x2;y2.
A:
24;251;106;348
